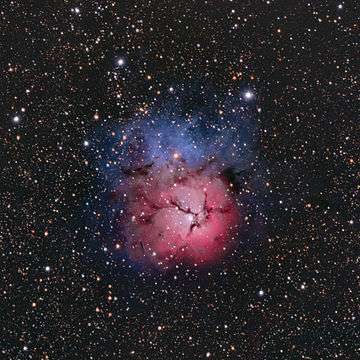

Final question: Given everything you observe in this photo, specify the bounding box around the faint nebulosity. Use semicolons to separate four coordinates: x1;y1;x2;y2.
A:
1;1;358;359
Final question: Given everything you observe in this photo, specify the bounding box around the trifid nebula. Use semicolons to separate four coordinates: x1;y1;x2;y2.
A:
1;1;359;359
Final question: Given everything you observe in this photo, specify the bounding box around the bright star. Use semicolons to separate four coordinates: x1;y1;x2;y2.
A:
244;91;254;100
117;58;125;66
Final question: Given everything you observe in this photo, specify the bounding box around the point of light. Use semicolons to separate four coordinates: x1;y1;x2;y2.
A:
13;115;20;123
117;57;125;67
45;266;51;272
244;91;254;100
84;140;90;147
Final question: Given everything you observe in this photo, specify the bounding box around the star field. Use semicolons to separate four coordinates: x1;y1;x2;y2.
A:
1;1;359;359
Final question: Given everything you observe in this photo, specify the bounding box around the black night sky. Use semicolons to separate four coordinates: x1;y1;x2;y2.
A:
1;1;359;359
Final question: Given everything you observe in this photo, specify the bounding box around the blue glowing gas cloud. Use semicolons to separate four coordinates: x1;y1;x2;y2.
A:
98;92;259;186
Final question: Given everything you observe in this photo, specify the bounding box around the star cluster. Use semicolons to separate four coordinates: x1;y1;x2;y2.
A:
1;1;359;359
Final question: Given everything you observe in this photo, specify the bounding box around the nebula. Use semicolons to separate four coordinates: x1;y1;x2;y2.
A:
93;89;260;270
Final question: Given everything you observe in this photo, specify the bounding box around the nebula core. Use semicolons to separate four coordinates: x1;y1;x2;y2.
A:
122;160;240;267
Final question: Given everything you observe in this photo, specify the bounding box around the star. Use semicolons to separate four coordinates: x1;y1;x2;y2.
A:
117;58;126;67
244;91;254;100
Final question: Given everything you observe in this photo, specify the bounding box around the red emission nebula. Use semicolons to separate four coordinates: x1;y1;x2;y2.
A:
119;161;240;268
